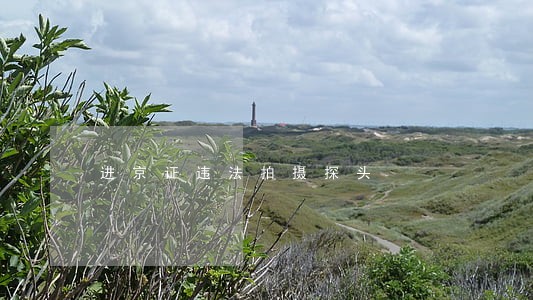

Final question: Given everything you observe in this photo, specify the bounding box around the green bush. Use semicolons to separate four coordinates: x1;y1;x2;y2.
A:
368;246;448;299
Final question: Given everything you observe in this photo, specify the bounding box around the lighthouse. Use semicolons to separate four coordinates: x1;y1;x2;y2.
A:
251;102;257;127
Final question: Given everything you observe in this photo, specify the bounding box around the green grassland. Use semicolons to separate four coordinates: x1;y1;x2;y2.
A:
243;125;533;255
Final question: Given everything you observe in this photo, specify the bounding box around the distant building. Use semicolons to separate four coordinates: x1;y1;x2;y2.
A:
251;102;257;127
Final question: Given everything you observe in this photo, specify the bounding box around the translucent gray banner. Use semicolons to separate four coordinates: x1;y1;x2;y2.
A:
50;126;243;266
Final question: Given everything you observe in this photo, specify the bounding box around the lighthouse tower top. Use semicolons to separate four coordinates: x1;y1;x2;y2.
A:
251;102;257;127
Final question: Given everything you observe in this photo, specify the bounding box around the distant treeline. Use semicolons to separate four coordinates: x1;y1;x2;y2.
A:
372;126;533;135
157;121;533;135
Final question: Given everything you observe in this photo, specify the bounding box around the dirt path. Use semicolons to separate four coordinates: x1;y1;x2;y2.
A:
363;186;394;208
374;188;393;203
336;223;401;254
380;189;392;201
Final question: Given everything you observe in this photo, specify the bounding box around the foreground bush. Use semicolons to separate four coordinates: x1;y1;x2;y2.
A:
247;230;373;300
447;253;533;300
368;246;448;299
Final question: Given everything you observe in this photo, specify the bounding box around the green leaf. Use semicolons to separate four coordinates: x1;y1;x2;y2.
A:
9;255;19;268
122;143;131;161
4;243;20;255
56;27;67;37
7;72;24;93
15;85;33;95
49;25;59;37
198;140;214;154
77;130;99;138
242;151;256;163
8;34;26;57
116;115;135;126
50;90;70;99
34;26;43;41
51;39;90;53
54;209;76;220
71;40;90;50
20;195;40;216
55;171;77;183
0;38;9;57
141;94;150;107
39;14;45;35
0;274;12;286
206;134;218;153
44;17;50;35
1;148;19;160
143;103;172;115
108;156;125;165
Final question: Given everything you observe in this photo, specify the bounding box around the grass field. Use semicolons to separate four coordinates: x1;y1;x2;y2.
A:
243;125;533;255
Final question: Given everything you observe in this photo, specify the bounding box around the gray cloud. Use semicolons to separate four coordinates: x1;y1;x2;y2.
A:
2;0;533;127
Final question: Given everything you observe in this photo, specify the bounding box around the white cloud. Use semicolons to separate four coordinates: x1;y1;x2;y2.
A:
321;62;383;87
2;0;532;127
478;58;519;82
0;19;33;35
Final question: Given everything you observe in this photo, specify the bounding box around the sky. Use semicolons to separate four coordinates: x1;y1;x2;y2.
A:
2;0;533;127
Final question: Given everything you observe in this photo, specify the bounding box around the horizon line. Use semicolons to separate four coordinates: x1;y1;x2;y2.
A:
154;120;533;130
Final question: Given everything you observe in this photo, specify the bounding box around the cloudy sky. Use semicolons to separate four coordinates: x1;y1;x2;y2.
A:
2;1;533;127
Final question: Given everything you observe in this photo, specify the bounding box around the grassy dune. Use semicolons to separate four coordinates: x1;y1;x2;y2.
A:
244;125;533;255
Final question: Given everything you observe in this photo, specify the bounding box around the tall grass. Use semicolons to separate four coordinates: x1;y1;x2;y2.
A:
247;230;372;300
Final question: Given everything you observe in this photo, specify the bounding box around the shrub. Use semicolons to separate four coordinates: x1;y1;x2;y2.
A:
248;230;373;300
447;252;533;300
368;246;448;299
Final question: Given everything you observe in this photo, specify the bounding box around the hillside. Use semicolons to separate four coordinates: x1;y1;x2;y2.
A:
243;125;533;255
